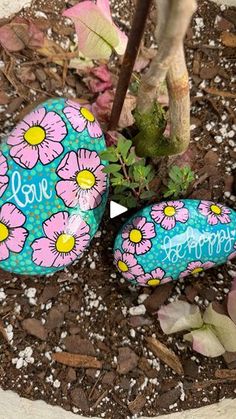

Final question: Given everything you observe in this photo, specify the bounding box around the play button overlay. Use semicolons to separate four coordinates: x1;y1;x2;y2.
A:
110;201;128;219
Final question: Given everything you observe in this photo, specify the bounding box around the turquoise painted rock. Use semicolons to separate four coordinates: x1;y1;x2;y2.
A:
0;98;108;276
114;199;236;287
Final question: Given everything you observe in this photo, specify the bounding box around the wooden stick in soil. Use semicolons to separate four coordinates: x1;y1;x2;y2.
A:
52;352;103;369
108;0;153;131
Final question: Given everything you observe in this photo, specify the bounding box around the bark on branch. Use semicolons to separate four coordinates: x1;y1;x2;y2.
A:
135;0;197;157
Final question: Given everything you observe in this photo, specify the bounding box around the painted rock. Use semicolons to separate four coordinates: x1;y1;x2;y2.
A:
0;98;108;275
114;199;236;287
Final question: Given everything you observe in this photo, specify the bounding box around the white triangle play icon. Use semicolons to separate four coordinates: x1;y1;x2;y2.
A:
110;201;128;219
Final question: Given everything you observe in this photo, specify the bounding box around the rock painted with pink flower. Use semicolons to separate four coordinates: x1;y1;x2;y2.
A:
114;200;236;287
0;98;108;275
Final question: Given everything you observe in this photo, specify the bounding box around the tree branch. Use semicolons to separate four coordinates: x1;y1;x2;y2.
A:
137;0;197;112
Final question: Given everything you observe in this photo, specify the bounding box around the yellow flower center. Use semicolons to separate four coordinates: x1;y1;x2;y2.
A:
80;107;95;122
56;233;75;253
164;206;176;217
191;267;203;275
118;260;129;272
24;126;46;146
210;204;221;215
147;279;161;287
0;222;9;242
76;170;96;190
129;229;142;244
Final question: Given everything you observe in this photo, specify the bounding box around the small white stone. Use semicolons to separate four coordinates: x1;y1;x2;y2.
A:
53;379;61;389
129;304;146;316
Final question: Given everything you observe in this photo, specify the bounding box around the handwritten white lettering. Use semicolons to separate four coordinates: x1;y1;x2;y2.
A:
161;226;236;263
8;171;52;208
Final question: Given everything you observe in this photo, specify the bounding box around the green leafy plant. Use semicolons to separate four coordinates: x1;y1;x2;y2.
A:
99;136;156;208
164;165;195;198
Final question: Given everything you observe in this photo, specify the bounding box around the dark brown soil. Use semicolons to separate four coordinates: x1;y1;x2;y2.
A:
0;0;236;418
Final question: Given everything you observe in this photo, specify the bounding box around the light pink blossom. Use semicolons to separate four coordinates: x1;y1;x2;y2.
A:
31;211;90;268
0;203;28;261
56;149;107;211
151;200;189;231
122;216;155;255
114;249;144;280
0;151;9;197
7;107;67;169
198;201;231;225
136;267;173;287
180;260;215;278
63;100;102;138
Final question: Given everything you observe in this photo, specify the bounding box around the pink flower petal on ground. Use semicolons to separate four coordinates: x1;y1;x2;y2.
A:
136;240;152;255
43;212;69;240
31;237;58;267
56;180;79;208
78;149;101;171
9;142;39;169
0;203;26;228
0;242;9;261
38;139;63;165
161;216;176;230
56;151;79;180
175;207;189;223
87;121;103;138
6;228;28;252
41;111;67;142
63;106;87;132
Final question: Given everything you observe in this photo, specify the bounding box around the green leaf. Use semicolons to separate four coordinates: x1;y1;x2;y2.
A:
117;136;132;160
125;150;136;166
103;164;122;174
99;148;118;162
140;190;156;200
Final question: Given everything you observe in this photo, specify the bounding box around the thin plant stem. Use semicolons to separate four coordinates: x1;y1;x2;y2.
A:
108;0;152;131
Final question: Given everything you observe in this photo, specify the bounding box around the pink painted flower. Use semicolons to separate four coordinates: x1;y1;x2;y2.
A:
180;260;215;278
31;211;90;268
0;203;28;261
63;100;102;138
198;201;231;225
114;249;144;280
0;151;9;197
7;107;67;169
136;267;173;287
56;149;107;210
228;244;236;261
122;216;156;255
151;201;189;231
